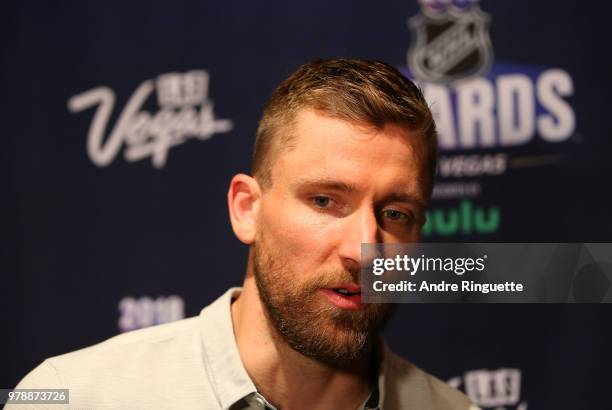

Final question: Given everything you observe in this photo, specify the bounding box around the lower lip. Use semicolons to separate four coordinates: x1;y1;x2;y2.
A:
320;289;365;310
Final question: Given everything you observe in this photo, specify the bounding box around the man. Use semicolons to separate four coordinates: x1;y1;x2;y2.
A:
10;59;475;409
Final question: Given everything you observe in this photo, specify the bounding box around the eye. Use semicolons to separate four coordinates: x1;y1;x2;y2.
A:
313;195;332;208
382;209;412;223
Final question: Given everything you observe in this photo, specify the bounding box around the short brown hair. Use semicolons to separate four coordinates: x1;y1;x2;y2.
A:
252;58;437;194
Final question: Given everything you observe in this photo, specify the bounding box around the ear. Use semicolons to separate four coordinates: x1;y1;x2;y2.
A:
227;173;261;245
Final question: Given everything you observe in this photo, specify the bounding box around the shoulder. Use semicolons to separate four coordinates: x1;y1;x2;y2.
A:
13;316;214;407
12;288;242;409
47;315;202;373
382;349;478;410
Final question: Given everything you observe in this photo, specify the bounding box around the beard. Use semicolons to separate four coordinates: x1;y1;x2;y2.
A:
252;232;397;368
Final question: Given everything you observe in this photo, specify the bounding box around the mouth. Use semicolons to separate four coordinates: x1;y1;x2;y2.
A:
320;284;364;310
334;288;361;296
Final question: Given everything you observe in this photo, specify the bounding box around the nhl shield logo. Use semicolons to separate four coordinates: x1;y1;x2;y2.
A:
408;0;493;84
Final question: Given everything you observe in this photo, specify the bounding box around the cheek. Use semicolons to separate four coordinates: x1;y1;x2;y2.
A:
382;228;422;244
259;196;337;262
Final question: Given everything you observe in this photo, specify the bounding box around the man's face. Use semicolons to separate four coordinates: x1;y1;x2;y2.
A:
253;109;429;366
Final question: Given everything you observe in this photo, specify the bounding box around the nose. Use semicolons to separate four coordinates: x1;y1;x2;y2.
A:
337;206;380;268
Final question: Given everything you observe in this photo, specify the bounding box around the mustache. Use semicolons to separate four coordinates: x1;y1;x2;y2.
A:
302;268;361;292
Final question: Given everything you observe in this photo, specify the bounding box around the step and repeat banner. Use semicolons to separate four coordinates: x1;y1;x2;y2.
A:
3;1;612;408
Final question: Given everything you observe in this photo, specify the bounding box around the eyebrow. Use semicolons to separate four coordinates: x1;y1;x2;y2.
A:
293;177;427;209
384;192;427;210
293;177;359;193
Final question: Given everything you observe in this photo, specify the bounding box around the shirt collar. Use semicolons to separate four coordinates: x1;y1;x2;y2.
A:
372;343;390;409
199;287;257;409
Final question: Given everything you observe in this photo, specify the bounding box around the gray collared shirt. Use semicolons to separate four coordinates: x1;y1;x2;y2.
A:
10;288;475;410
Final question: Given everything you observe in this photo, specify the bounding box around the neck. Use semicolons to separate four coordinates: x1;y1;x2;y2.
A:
231;271;372;410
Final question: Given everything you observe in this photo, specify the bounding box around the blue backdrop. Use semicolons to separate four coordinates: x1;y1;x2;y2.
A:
3;1;612;409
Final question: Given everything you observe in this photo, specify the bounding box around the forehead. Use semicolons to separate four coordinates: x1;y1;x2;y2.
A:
271;109;428;201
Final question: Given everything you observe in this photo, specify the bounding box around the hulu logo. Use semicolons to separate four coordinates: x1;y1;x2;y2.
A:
423;200;500;236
